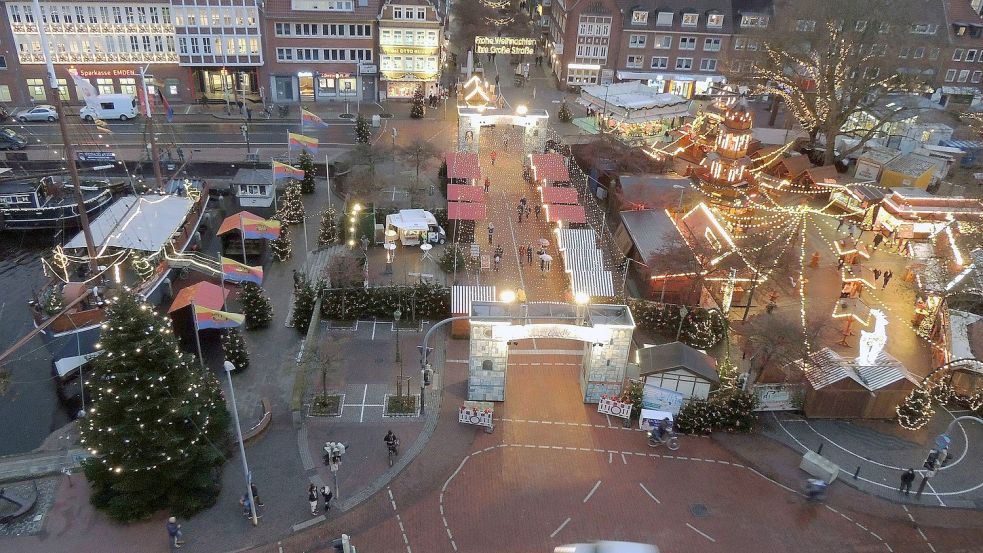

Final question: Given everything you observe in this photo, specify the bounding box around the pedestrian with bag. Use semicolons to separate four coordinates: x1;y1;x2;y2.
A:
487;222;495;244
166;516;184;549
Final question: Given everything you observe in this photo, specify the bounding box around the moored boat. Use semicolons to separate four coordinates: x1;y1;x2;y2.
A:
0;177;114;230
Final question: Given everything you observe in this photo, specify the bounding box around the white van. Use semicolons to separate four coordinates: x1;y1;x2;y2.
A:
80;94;138;122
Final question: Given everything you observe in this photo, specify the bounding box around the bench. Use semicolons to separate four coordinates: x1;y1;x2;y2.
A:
242;398;272;444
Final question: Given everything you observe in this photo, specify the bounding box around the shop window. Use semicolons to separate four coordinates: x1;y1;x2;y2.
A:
96;78;115;95
339;78;356;96
119;78;137;95
319;77;337;95
26;78;45;101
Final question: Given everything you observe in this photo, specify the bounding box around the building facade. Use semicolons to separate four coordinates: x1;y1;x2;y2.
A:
377;0;442;100
261;0;380;104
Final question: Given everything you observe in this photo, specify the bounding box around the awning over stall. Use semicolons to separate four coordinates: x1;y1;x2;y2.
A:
448;201;487;220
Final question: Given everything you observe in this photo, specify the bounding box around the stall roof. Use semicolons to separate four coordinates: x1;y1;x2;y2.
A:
446;184;484;203
558;229;603;272
884;153;938;178
570;270;615;298
580;81;689;112
445;152;481;180
799;348;917;391
530;153;570;182
846;185;888;203
545;203;586;224
65;195;193;252
232;168;273;185
619;209;678;264
447;201;487;220
949;309;983;362
636;341;719;384
541;186;579;205
777;155;814;179
452;285;496;315
387;209;436;231
803;165;842;184
857;148;901;165
168;281;229;313
882;188;983;219
218;210;267;235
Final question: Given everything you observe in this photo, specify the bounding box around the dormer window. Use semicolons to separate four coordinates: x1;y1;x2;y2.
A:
707;14;724;28
681;13;698;26
631;10;647;25
656;11;673;26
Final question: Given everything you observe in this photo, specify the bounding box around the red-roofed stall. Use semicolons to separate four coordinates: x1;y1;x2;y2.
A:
447;184;484;203
529;153;570;184
168;281;229;313
545;203;586;224
541;186;579;205
446;152;481;183
448;201;487;220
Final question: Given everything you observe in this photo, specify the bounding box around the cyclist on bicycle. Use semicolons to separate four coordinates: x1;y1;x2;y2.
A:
655;418;670;442
384;430;399;454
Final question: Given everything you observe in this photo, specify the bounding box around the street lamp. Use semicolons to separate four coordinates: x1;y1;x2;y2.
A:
500;289;517;303
394;309;404;398
516;104;528;115
675;306;689;342
224;361;258;526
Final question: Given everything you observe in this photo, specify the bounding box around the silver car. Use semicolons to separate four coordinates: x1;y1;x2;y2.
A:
16;104;58;122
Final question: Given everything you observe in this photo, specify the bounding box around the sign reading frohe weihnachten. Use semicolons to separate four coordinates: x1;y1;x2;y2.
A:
474;36;536;55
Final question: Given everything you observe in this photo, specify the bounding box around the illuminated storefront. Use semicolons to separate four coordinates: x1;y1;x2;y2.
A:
616;71;725;100
380;45;440;99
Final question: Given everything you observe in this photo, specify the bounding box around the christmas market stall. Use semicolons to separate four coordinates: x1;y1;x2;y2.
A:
528;153;570;186
873;188;983;241
556;228;614;299
575;81;691;146
794;348;918;419
231;168;275;209
445;152;481;185
829;185;887;225
635;341;719;401
614;209;680;299
217;211;282;260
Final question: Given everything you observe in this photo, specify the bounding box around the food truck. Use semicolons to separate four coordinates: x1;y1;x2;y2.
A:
384;209;447;246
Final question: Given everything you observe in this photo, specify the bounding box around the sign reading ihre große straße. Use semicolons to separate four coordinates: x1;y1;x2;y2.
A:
475;36;536;55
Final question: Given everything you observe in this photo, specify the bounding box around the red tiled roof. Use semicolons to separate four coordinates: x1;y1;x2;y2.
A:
447;201;487;220
446;184;484;202
541;186;579;205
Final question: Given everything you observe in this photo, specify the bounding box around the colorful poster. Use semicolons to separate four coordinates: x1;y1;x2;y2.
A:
641;381;684;415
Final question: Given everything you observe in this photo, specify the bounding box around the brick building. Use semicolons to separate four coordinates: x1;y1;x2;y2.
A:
940;0;983;103
377;0;443;100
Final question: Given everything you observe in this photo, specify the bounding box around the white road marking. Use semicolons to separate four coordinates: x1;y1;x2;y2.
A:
686;523;716;542
583;480;602;503
371;321;377;340
621;453;628;464
608;452;613;463
359;384;368;423
639;483;661;504
549;517;571;538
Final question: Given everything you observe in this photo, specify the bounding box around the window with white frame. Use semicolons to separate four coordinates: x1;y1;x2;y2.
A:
682;13;698;26
734;37;747;50
898;47;909;59
656;11;673;26
945;69;957;81
675;57;692;70
679;36;696;50
913;47;924;59
654;35;671;49
626;55;643;68
741;15;768;28
631;10;647;25
700;58;717;71
704;37;721;51
968;49;978;62
878;22;890;33
959;69;970;82
930;48;940;60
578;16;611;36
954;49;964;61
629;34;646;48
910;23;938;34
974;71;983;83
707;13;723;28
651;56;668;69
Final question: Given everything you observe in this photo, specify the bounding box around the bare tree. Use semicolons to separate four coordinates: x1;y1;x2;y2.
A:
726;2;936;164
739;311;836;385
648;230;716;303
399;138;442;188
323;250;364;289
339;165;387;201
349;142;392;176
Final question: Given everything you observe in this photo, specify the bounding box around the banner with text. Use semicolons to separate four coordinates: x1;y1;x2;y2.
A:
475;36;536;55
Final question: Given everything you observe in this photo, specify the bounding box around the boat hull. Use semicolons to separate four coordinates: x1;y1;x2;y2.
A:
0;189;114;231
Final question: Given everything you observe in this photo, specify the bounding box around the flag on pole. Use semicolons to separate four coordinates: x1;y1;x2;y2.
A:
273;160;304;181
240;216;281;240
221;257;264;285
157;89;174;123
288;132;319;154
193;305;245;329
69;70;98;106
301;108;329;129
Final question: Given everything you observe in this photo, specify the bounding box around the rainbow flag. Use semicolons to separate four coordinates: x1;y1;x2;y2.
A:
301;108;329;129
273;160;304;181
288;132;318;154
221;257;264;285
241;217;281;240
193;305;245;330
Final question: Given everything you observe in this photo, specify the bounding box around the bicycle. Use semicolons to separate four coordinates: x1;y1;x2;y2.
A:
387;439;399;466
646;430;680;451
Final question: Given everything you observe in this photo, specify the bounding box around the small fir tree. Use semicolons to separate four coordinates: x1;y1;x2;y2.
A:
410;86;426;119
297;150;317;194
557;102;573;123
318;206;339;247
437;244;467;274
275;181;305;226
353;114;372;143
79;292;229;521
239;282;273;330
291;272;320;333
897;386;935;430
270;221;293;262
222;328;249;370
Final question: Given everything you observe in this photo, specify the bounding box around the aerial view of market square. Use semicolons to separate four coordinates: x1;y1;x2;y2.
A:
1;0;983;551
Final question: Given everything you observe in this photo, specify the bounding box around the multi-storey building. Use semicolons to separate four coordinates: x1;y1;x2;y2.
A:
377;0;442;99
262;0;380;104
170;0;264;103
942;0;983;93
545;0;615;88
0;1;185;105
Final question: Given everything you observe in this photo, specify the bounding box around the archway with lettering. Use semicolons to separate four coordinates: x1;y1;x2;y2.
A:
457;107;549;154
467;302;635;403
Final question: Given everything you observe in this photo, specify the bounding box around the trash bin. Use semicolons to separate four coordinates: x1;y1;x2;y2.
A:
372;114;381;127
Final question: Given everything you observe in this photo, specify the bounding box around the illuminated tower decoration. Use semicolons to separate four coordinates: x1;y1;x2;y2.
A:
700;100;754;191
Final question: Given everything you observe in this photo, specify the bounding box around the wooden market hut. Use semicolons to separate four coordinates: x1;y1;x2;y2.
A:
636;341;719;401
796;348;918;419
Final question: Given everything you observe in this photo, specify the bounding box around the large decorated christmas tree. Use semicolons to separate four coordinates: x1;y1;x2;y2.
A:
239;282;273;329
275;181;305;226
222;328;249;370
270;220;293;262
80;292;229;521
318;206;338;246
297;150;317;194
410;86;426;119
353;114;371;144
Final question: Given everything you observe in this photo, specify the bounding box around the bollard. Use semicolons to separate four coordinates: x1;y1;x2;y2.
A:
854;465;861;479
817;442;824;455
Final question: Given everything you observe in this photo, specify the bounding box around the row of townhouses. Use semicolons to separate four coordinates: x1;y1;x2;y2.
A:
544;0;983;100
0;0;445;106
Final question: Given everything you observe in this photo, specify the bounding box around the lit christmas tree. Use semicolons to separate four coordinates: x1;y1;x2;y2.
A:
79;292;229;522
297;150;317;194
275;181;305;226
557;102;573;123
410;86;426;119
318;206;338;246
290;272;321;333
353;114;371;144
222;328;249;370
897;386;934;430
270;220;293;262
239;282;273;330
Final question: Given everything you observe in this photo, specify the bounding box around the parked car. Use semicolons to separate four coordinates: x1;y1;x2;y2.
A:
0;128;27;150
16;105;58;122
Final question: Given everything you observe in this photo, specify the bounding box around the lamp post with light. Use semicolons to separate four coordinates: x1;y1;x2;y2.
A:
224;361;258;526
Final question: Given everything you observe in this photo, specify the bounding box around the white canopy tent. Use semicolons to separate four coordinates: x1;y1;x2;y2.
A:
65;195;194;253
578;82;691;124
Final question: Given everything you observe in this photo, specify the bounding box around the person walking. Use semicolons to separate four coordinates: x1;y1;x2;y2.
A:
308;484;319;516
166;517;184;549
899;468;916;495
251;483;264;507
526;245;533;265
882;270;893;288
503;137;509;152
490;151;497;165
321;485;333;510
872;233;884;250
836;218;846;231
517;203;524;222
873;268;882;282
487;222;494;244
177;147;185;162
484;176;491;193
534;205;541;220
848;222;856;237
493;253;501;270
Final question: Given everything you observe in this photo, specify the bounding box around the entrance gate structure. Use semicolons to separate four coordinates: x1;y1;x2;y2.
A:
457;106;549;154
468;301;635;403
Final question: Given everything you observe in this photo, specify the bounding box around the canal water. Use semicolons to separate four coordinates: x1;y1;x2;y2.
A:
0;232;77;456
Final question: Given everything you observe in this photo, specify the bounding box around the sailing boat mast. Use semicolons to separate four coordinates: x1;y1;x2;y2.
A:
139;66;165;191
31;0;98;272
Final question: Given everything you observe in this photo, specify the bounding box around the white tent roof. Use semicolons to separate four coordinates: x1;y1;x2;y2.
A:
949;309;983;362
65;195;194;252
386;209;436;232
